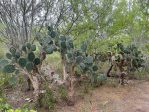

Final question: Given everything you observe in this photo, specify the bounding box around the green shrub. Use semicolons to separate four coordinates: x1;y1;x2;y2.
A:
0;98;36;112
38;86;56;111
58;85;68;100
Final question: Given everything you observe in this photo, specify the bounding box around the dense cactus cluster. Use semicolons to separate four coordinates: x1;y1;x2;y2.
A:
107;43;145;79
3;43;41;73
37;26;102;84
116;43;144;72
35;26;107;105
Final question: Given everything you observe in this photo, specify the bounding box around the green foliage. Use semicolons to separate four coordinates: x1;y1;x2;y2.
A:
120;43;144;69
3;65;15;73
0;71;11;98
28;52;35;62
18;58;27;68
26;62;34;72
0;98;12;111
89;34;132;53
44;89;56;110
97;74;107;83
0;98;36;112
81;41;87;52
92;65;98;71
15;52;21;59
85;56;93;64
93;74;107;86
33;58;40;65
76;56;83;64
45;46;54;54
58;85;68;100
22;45;27;52
26;43;31;49
9;47;16;56
0;59;9;71
37;27;102;85
6;53;12;59
110;43;145;72
31;45;36;51
39;85;56;111
2;43;40;74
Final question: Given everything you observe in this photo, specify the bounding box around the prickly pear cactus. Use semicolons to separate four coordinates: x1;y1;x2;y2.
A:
109;43;144;73
3;43;41;74
123;44;144;71
36;26;101;84
18;58;27;68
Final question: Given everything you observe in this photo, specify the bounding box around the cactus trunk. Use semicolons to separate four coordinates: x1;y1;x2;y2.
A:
32;75;40;102
28;73;40;102
67;64;76;106
61;55;68;81
62;64;67;81
67;77;75;106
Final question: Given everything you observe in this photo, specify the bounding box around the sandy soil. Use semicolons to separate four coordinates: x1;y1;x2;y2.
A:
5;80;149;112
55;80;149;112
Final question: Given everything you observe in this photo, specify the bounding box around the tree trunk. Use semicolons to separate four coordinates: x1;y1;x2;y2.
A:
67;65;75;106
32;75;40;102
67;75;75;106
27;73;40;102
62;63;67;81
61;55;68;81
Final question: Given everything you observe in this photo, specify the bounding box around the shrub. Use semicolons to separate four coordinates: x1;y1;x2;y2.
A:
0;98;36;112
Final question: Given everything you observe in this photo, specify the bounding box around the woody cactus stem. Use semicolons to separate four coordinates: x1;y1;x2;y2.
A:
31;74;40;102
67;64;76;106
20;68;40;102
61;56;67;81
62;63;67;81
107;65;113;77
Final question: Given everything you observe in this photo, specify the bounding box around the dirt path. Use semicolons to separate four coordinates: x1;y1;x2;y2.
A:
56;80;149;112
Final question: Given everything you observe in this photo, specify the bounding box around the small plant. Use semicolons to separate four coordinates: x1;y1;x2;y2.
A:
38;84;56;111
0;98;36;112
0;98;12;111
58;85;68;101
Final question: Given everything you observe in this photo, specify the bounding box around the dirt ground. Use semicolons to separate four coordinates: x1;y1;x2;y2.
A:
5;80;149;112
55;80;149;112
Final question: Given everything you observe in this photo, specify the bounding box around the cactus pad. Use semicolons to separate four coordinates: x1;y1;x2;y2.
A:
45;46;54;54
50;31;56;38
33;58;41;65
3;64;15;73
76;56;83;64
85;56;93;64
9;47;16;55
26;43;31;49
6;53;12;59
26;62;34;72
28;52;35;62
15;52;21;59
92;65;98;71
18;58;27;67
22;45;27;52
31;45;36;51
79;63;86;70
81;42;87;52
60;41;66;49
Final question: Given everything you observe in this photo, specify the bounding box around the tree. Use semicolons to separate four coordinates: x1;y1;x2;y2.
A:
0;0;54;46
